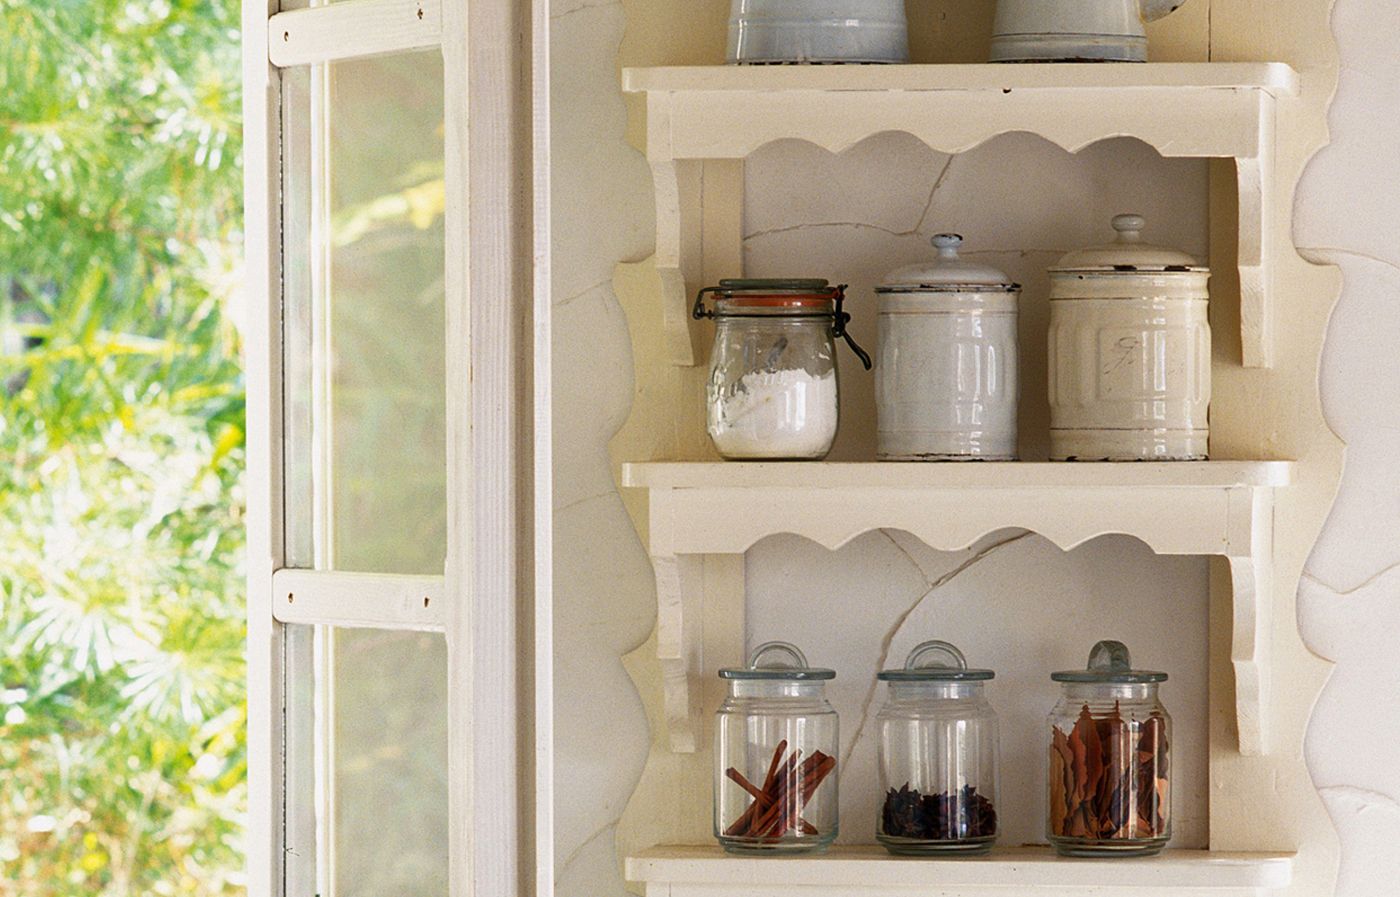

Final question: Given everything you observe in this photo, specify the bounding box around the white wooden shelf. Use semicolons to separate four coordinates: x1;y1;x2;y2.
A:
621;461;1291;756
627;845;1295;895
622;62;1299;368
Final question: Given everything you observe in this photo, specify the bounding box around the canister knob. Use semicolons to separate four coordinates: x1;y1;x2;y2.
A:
931;233;965;256
1111;214;1146;242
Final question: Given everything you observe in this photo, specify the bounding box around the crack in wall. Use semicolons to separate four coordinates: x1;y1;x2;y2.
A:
555;489;614;516
1297;245;1400;276
556;818;617;879
551;0;622;22
744;220;926;241
744;155;956;242
837;531;1034;775
556;277;612;308
878;530;936;588
1320;785;1400;816
907;154;956;235
744;214;1068;258
1302;560;1400;597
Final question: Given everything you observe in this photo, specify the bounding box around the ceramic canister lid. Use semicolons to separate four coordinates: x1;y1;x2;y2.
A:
1052;214;1206;273
878;234;1020;293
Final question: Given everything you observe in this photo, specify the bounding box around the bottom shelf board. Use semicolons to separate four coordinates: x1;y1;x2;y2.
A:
626;845;1295;893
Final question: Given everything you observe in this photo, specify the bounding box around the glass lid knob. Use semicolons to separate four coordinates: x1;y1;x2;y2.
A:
904;639;969;671
747;641;808;672
1086;639;1134;675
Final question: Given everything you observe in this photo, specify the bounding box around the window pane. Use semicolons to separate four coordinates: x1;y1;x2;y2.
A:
331;628;448;896
286;625;448;897
283;50;446;576
325;50;446;575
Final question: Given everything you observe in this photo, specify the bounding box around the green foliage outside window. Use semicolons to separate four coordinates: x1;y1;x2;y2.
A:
0;0;246;892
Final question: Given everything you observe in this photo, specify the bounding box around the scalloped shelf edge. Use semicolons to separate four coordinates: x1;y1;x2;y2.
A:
626;62;1297;369
624;460;1289;756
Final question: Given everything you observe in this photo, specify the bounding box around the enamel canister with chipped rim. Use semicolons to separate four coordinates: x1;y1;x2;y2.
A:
876;234;1021;461
1048;214;1210;461
990;0;1190;63
726;0;909;65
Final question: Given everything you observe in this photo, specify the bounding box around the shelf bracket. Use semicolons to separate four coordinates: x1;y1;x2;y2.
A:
649;158;706;366
648;155;744;367
1224;489;1274;755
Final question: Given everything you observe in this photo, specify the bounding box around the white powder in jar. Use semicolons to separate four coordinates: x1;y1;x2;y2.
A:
708;368;839;459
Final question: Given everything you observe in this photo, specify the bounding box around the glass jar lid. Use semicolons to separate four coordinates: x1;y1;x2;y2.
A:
1051;639;1167;684
708;279;840;309
1052;214;1205;273
694;280;874;370
718;278;833;292
877;639;994;681
877;234;1019;293
719;641;836;681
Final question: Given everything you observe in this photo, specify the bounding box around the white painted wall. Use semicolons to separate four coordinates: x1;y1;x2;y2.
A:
1294;1;1400;894
551;1;1399;894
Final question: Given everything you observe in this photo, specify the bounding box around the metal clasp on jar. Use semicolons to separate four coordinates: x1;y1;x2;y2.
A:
693;281;872;370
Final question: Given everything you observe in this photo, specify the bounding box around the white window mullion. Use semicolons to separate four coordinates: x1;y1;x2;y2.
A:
282;625;319;897
278;45;330;897
441;0;476;891
307;54;335;895
269;0;443;68
243;1;287;896
530;0;554;889
273;570;448;630
444;0;532;893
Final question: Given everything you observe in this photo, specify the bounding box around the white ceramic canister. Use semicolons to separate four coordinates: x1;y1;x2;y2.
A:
989;0;1189;63
727;0;909;65
1048;214;1210;461
875;235;1021;461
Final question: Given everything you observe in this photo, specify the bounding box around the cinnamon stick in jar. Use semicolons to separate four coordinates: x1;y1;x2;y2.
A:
724;743;835;844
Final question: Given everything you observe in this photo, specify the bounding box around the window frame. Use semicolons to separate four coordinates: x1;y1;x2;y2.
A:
241;1;546;895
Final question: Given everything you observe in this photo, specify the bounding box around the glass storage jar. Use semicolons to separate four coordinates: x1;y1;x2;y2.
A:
695;279;870;461
876;640;999;855
1048;640;1171;858
715;642;839;854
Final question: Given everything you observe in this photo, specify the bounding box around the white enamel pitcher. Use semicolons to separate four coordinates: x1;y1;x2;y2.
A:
990;0;1188;63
